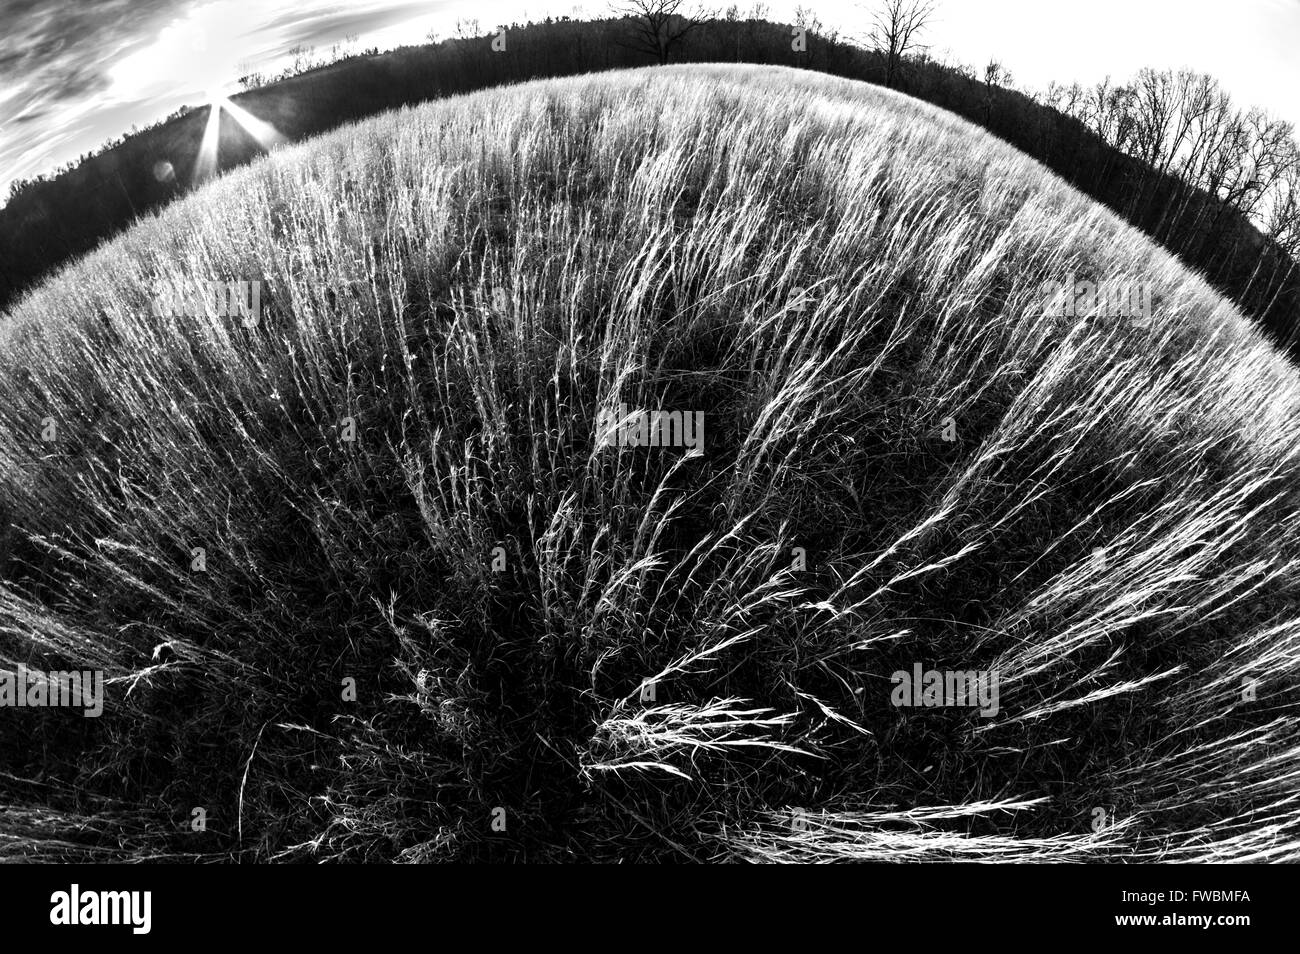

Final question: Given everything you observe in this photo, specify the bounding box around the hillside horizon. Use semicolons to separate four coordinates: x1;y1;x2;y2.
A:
1;14;1298;357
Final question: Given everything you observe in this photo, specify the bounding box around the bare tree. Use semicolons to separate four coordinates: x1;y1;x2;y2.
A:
1080;76;1135;151
866;0;936;89
1260;156;1300;311
1129;68;1178;170
794;4;824;36
1265;148;1300;253
981;59;1012;123
616;0;709;65
982;58;1011;88
1044;80;1085;118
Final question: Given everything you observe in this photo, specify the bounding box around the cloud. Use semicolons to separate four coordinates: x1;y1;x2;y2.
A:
106;2;264;102
0;0;471;199
0;0;179;107
262;1;433;49
0;0;183;189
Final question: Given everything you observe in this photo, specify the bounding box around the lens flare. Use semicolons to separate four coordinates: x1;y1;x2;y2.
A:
192;96;283;185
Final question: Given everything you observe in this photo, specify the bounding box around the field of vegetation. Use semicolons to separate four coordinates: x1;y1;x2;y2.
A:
1;64;1298;861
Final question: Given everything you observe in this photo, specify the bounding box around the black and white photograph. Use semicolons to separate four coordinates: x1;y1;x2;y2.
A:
0;0;1293;928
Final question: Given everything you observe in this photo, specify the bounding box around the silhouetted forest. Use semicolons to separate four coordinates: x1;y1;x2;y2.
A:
2;14;1297;351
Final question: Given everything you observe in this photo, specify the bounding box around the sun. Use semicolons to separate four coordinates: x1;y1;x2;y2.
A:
194;93;284;185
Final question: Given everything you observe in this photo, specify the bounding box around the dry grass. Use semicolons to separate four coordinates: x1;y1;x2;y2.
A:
0;64;1297;862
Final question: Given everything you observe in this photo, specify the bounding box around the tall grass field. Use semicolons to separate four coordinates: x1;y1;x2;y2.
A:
1;64;1297;862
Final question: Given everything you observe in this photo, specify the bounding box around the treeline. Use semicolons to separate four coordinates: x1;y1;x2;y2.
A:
1042;69;1298;317
1045;70;1297;247
1;13;1297;349
2;100;201;206
870;56;1300;346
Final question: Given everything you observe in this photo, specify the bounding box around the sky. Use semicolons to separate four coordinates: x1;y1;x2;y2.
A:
1;0;1298;202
